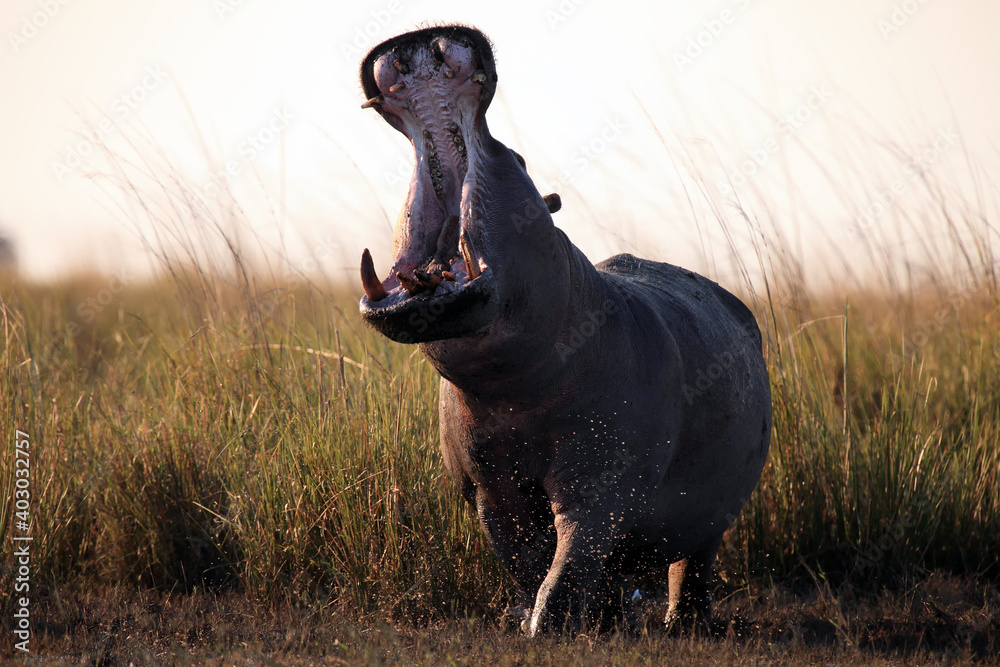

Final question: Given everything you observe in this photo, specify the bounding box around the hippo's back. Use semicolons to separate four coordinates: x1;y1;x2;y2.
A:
595;253;763;359
595;253;771;541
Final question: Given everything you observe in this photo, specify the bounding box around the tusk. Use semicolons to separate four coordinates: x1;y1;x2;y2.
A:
360;249;389;301
470;71;487;84
389;81;406;93
460;230;482;280
393;59;409;74
361;95;384;109
442;271;456;281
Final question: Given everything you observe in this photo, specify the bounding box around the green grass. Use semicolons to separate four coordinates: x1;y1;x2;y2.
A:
1;256;997;625
1;271;506;623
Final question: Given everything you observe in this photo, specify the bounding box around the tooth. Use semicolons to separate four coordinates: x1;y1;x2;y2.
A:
360;249;389;301
414;269;442;289
397;271;424;295
460;231;482;280
389;82;406;93
543;193;562;213
442;271;456;281
361;95;384;109
471;71;487;84
393;59;409;74
444;69;455;79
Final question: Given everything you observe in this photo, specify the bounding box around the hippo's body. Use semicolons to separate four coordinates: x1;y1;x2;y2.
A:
357;25;771;635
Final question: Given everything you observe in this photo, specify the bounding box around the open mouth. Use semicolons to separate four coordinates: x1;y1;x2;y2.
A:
357;27;499;343
360;26;497;342
359;216;487;309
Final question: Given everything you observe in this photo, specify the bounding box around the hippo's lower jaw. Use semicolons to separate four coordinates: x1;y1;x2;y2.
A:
359;265;497;344
358;26;504;344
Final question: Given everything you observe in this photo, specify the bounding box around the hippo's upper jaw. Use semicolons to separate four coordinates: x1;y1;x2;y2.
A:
358;26;520;344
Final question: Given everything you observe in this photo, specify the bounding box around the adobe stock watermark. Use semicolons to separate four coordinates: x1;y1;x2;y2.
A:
197;107;294;202
718;84;835;195
544;0;591;30
213;0;251;21
338;0;407;63
889;286;975;366
470;406;517;447
555;299;618;363
51;65;170;183
847;125;958;239
673;0;753;73
383;154;412;188
579;449;639;505
32;270;134;369
680;319;761;404
246;234;345;321
12;429;33;653
537;116;628;196
854;512;917;575
7;0;73;53
877;0;932;40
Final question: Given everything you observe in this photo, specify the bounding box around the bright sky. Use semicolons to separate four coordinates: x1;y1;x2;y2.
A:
1;0;998;289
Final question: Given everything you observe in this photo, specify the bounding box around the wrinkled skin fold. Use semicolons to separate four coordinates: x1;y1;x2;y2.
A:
357;25;772;636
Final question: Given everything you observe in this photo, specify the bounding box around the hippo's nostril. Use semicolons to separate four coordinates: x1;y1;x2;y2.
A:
431;39;446;63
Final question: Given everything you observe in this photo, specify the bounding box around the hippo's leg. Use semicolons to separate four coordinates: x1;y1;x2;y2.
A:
476;487;555;616
664;532;723;632
526;507;628;636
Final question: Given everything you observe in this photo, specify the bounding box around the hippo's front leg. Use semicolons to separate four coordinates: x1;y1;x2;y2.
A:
526;501;631;636
475;486;556;616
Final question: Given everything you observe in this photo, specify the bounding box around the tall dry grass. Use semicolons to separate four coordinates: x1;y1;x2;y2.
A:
1;109;998;626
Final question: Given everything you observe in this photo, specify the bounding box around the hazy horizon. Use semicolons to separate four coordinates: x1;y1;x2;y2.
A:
1;0;998;291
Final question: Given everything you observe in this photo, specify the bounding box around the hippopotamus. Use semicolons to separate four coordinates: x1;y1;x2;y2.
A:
356;25;771;635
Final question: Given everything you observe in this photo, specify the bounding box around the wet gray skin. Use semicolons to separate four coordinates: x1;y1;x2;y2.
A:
358;25;771;636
